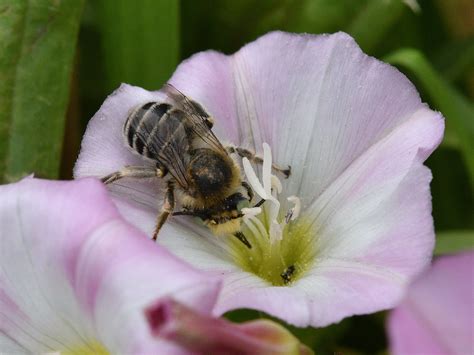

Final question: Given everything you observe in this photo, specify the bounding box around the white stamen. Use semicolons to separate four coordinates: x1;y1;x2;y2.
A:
271;175;283;194
242;217;262;240
286;196;301;223
267;198;280;224
246;214;268;239
241;142;302;246
242;207;262;218
242;157;268;199
269;221;283;243
262;143;272;196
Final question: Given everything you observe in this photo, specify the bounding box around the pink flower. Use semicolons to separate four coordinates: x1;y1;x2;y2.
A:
0;178;220;353
75;31;444;327
387;252;474;355
146;298;313;355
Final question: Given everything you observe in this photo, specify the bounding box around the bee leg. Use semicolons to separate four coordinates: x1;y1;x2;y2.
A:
101;166;165;184
152;182;175;241
233;231;252;249
226;145;291;178
241;181;254;201
172;210;203;217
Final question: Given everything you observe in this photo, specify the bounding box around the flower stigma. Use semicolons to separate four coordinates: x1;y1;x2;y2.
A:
230;143;317;287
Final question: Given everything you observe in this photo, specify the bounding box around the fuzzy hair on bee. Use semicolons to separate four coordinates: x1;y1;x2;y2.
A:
100;83;290;249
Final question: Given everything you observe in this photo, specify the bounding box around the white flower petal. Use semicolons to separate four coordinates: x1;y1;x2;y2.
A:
168;32;437;209
74;84;166;211
0;334;28;354
271;175;283;194
306;108;442;262
213;274;313;325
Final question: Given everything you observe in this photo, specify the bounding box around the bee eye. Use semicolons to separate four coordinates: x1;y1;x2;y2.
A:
204;117;214;128
236;199;250;212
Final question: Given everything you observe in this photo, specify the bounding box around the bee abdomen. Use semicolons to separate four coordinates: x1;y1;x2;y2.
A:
123;102;172;158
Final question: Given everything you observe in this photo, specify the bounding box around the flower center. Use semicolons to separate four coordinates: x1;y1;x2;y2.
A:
63;341;109;355
229;143;317;286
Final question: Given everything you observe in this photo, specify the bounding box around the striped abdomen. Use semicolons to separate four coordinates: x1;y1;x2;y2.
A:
123;102;172;159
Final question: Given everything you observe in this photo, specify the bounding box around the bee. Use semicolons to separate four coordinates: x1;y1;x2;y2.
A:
101;84;290;248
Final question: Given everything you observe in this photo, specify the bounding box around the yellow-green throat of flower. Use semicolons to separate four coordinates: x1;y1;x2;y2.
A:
63;341;109;355
230;143;317;287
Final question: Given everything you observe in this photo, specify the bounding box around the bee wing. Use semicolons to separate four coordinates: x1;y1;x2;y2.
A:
162;84;227;154
163;84;211;119
138;108;191;189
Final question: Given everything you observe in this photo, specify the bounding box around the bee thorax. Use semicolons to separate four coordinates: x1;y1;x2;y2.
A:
189;149;233;197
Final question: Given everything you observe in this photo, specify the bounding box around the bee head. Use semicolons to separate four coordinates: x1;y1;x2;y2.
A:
222;192;250;214
203;192;249;236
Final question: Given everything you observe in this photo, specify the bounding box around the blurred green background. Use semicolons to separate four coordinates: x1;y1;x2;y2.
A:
0;0;473;353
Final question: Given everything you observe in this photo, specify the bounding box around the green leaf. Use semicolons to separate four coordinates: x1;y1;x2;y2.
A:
345;0;408;53
181;0;366;57
0;0;84;182
384;48;474;186
435;230;474;255
264;0;366;37
95;0;180;92
428;149;473;230
433;37;474;83
0;2;24;180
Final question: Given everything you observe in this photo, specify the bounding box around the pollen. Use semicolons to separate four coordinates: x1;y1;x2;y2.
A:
230;143;317;286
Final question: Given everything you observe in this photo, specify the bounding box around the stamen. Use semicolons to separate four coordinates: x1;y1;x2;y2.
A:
234;142;313;287
271;175;283;194
262;143;272;196
242;217;261;240
245;214;268;239
267;198;280;227
242;157;268;199
285;196;301;223
269;221;283;243
241;143;301;246
241;207;262;218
